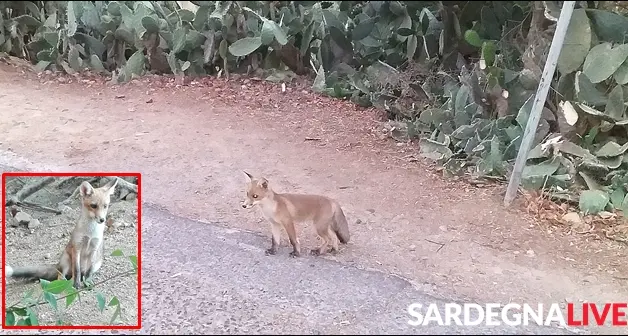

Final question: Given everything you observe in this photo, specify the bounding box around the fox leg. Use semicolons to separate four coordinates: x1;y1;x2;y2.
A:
281;220;301;257
328;227;340;254
71;248;82;289
311;223;332;256
83;239;102;286
58;252;71;280
265;221;283;255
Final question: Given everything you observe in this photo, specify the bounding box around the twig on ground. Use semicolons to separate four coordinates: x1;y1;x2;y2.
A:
424;239;445;253
5;177;56;207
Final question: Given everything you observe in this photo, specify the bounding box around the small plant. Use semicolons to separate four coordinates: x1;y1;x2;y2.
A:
4;248;138;326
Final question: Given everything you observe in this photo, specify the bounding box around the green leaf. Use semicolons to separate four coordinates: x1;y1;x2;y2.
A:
128;255;138;269
228;37;262;57
476;135;506;176
172;27;187;54
521;157;563;189
396;27;414;37
5;311;15;326
481;6;501;40
79;2;100;30
265;19;288;46
219;39;228;60
406;35;417;61
353;17;376;40
605;84;626;120
43;291;58;311
610;188;625;209
109;296;120;306
260;20;275;45
26;308;38;326
193;5;210;31
595;141;628;158
110;302;121;325
123;50;146;78
575;72;607;107
67;1;78;37
579;190;609;215
586;9;628;44
515;94;535;128
96;292;106;312
312;65;326;93
89;55;105;73
464;29;482;48
621;193;628;215
141;16;160;34
582;43;628;83
111;249;125;257
614;60;628;85
107;1;122;16
34;60;50;73
68;45;82;71
75;33;106;59
13;15;40;31
16;318;29;326
43;279;72;294
522;156;561;180
557;9;591;75
481;41;496;67
65;286;78;307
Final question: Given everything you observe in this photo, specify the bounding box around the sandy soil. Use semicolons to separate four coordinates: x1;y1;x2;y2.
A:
3;175;139;327
0;60;626;333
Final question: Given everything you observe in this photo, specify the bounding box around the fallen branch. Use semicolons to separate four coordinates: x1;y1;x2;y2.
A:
5;177;56;207
109;176;138;194
61;177;137;205
18;201;62;215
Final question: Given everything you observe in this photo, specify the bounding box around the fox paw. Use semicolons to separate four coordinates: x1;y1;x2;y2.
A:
265;248;277;256
289;250;301;258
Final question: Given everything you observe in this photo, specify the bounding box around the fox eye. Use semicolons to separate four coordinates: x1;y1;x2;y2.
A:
252;194;258;199
90;203;97;209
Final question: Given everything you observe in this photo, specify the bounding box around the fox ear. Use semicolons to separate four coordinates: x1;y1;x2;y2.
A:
80;181;94;197
243;171;253;182
259;177;268;189
102;177;118;195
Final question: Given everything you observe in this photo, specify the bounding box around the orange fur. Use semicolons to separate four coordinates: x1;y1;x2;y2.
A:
241;171;350;257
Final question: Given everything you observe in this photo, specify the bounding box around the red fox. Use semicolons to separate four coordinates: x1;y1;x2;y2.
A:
241;171;350;257
5;178;118;289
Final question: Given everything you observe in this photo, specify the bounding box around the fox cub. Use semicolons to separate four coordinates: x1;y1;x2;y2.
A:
5;178;118;289
241;172;350;257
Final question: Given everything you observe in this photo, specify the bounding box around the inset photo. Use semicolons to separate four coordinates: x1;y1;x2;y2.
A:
2;172;141;330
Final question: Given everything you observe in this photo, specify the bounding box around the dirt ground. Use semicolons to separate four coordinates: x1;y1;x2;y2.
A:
0;59;626;333
3;175;139;327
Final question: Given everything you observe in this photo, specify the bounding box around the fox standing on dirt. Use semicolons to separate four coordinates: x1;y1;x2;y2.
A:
241;171;350;257
4;178;118;289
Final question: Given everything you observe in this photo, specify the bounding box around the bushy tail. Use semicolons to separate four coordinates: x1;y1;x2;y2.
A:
332;206;351;244
5;264;60;282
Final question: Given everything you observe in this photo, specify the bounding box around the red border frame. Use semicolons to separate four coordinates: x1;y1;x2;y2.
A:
2;172;142;330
